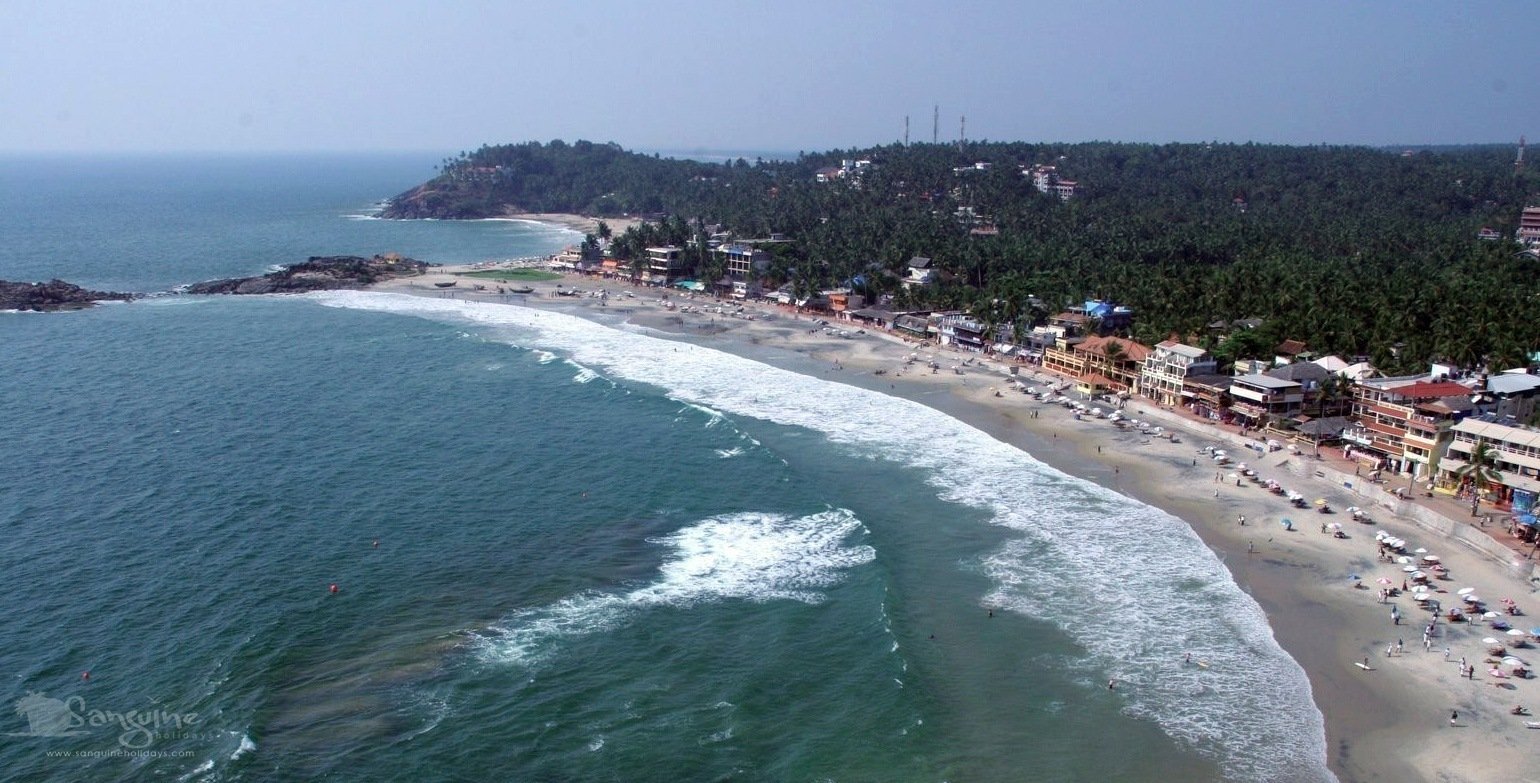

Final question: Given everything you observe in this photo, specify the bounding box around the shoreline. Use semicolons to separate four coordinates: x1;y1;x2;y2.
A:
374;267;1539;782
494;210;643;238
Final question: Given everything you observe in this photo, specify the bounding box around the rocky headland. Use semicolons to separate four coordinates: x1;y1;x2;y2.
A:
0;279;136;311
185;254;430;295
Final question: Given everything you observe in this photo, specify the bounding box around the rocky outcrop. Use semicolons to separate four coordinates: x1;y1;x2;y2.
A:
0;279;136;311
185;254;430;295
377;184;508;220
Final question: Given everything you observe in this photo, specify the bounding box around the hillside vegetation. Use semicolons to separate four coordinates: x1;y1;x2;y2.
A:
383;140;1540;373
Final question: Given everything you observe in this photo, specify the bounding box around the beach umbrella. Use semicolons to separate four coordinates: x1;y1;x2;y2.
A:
1484;611;1500;619
1503;657;1525;666
1531;628;1540;636
1415;547;1428;554
1483;637;1503;645
1458;587;1476;595
1413;593;1432;602
1396;556;1411;564
1421;555;1440;563
1314;498;1328;506
1490;668;1508;678
1411;571;1426;579
1228;473;1240;481
1403;565;1418;572
1464;595;1481;603
1376;577;1394;585
1508;629;1528;637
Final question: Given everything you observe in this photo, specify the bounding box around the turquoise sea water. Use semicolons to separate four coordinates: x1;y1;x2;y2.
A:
0;156;1332;782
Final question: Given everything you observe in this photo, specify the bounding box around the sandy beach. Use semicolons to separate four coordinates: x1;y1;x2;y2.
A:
377;266;1540;782
495;211;643;238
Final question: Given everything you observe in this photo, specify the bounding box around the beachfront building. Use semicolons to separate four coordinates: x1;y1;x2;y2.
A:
845;307;898;330
1184;374;1235;422
826;290;864;314
1342;376;1472;478
644;246;690;285
1437;418;1540;513
893;313;933;341
1043;335;1150;396
1140;341;1217;407
712;243;770;298
937;312;989;352
1226;374;1304;428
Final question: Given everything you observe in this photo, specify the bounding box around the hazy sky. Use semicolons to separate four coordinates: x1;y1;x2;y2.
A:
4;1;1534;154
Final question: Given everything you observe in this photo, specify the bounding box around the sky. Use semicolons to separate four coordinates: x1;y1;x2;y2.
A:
3;0;1534;154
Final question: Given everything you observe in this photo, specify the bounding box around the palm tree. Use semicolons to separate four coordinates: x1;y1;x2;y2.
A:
1101;339;1128;393
1453;441;1503;517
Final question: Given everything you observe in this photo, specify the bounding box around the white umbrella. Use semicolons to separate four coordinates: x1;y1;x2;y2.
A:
1503;657;1525;666
1422;555;1440;563
1458;587;1476;595
1508;629;1529;637
1414;594;1433;602
1484;611;1500;619
1403;566;1418;572
1375;531;1388;540
1483;637;1503;645
1415;547;1428;554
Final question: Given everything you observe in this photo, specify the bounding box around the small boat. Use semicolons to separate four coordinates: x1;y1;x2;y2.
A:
509;286;534;294
433;281;456;288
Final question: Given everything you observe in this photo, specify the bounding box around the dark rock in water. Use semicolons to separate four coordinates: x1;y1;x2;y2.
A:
185;254;430;295
0;279;136;311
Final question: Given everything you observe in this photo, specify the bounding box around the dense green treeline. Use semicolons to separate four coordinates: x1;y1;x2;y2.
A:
383;139;1540;373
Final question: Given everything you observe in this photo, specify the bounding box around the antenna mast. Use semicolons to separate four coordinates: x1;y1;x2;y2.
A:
932;105;939;144
1519;135;1528;172
904;116;910;147
959;115;966;150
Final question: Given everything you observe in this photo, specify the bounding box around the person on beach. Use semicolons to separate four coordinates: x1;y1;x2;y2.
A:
1396;639;1404;654
1386;643;1394;657
1449;710;1458;726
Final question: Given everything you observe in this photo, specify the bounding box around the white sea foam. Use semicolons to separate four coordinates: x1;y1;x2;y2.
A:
175;759;215;782
310;291;1335;782
470;509;874;667
230;733;257;760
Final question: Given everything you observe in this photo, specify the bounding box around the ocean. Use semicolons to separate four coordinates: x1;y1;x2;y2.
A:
0;154;1333;782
